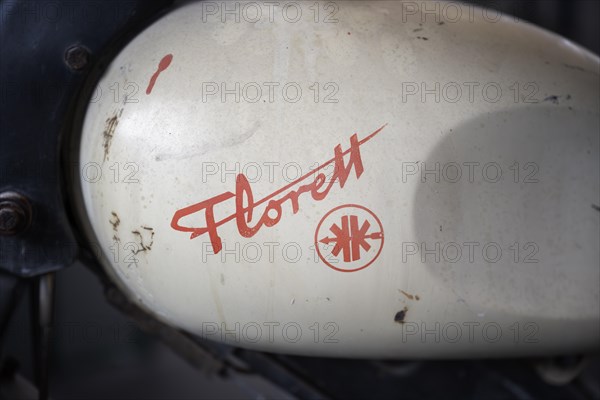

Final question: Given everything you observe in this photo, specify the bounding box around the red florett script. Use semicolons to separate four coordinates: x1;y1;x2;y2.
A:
171;124;387;254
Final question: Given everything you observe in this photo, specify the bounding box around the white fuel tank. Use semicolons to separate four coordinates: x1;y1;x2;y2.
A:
77;1;599;358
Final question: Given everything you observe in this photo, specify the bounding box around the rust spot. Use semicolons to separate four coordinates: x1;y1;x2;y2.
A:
399;290;414;300
131;227;155;255
415;295;420;301
109;212;120;230
394;307;408;323
110;212;121;242
543;95;560;104
102;110;122;161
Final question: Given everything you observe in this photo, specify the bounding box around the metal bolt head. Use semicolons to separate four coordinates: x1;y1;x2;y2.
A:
0;208;19;231
65;45;89;71
0;192;32;236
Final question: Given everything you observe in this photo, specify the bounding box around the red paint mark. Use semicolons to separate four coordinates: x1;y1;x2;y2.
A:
171;124;387;254
315;204;384;272
146;54;173;95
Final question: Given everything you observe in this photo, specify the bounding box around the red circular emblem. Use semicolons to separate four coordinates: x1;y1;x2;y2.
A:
314;204;384;272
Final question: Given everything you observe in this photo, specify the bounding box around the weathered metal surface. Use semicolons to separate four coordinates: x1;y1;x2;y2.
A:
78;1;599;357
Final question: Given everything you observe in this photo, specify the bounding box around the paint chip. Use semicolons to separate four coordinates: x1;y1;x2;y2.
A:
394;307;408;323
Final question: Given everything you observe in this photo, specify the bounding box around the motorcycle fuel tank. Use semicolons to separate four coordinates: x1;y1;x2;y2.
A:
76;1;599;358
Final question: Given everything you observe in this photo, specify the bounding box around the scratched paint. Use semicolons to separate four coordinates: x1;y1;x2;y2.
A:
77;0;600;358
146;54;173;95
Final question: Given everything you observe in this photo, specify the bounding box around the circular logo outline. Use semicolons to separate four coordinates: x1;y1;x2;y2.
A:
314;204;384;272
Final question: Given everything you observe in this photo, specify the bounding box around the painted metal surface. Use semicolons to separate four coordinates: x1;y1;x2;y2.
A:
78;1;599;357
0;0;173;277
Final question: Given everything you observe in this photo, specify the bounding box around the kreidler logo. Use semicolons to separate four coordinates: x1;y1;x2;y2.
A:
171;124;386;270
315;204;384;272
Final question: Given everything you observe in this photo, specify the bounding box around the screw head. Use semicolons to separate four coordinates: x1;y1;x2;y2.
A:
65;45;89;71
0;192;32;236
